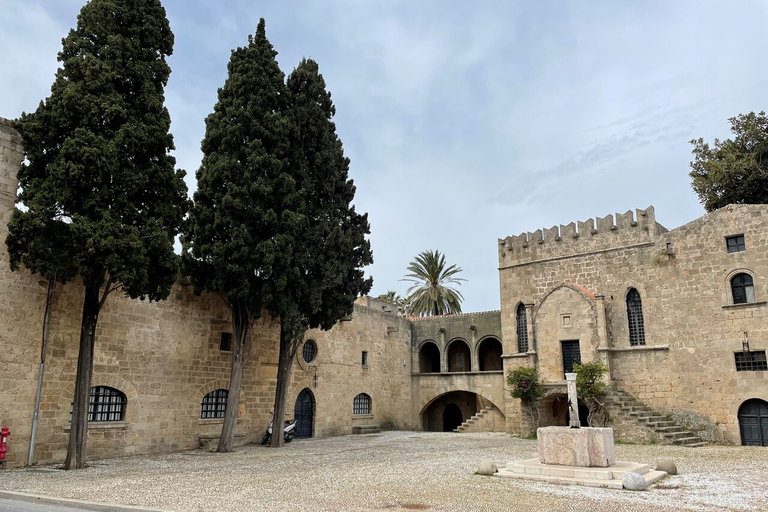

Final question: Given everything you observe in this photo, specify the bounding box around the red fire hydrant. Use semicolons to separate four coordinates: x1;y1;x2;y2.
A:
0;427;10;465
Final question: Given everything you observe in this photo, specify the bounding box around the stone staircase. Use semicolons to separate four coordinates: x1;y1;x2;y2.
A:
454;407;495;433
604;389;706;447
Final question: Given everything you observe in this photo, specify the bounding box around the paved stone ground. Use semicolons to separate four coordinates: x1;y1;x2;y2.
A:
1;432;767;512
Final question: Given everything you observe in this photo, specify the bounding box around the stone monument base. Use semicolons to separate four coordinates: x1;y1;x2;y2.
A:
537;426;615;467
496;459;668;489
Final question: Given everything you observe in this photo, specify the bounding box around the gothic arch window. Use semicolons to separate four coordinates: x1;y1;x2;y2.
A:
353;393;372;415
731;273;755;304
201;389;228;419
516;303;528;353
626;288;646;346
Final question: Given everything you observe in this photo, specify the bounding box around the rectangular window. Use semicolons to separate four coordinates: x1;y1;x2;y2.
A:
735;351;767;371
561;340;581;377
726;235;746;253
362;350;368;367
220;332;232;351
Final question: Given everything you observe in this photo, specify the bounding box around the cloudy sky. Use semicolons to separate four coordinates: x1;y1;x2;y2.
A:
1;1;766;312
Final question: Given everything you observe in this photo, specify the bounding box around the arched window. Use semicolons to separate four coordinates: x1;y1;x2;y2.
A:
302;339;317;363
201;389;228;419
478;337;502;371
353;393;372;415
447;339;471;372
731;273;755;304
626;288;646;346
88;386;126;422
516;304;528;353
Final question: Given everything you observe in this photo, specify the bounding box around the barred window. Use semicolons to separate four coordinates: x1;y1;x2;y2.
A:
731;273;755;304
302;340;317;363
626;288;646;346
71;386;125;422
353;393;371;415
726;235;746;253
201;389;228;419
516;303;528;353
735;351;768;372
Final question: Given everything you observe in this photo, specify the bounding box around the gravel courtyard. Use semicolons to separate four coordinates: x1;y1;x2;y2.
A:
1;432;766;512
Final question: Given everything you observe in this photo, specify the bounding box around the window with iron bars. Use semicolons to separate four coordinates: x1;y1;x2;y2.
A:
70;386;126;422
626;288;646;346
201;389;228;419
726;235;746;253
516;303;528;353
353;393;371;415
735;351;767;372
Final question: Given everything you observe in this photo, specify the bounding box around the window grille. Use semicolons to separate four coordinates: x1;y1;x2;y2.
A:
626;288;646;346
731;273;755;304
220;332;232;351
201;389;228;419
353;393;371;415
516;304;528;353
302;340;317;363
726;235;746;253
73;386;126;422
735;351;768;372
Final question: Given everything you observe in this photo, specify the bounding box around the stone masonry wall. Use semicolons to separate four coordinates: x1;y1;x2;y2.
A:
498;204;768;444
0;119;414;467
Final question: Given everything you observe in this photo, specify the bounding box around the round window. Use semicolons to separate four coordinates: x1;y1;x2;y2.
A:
302;340;317;364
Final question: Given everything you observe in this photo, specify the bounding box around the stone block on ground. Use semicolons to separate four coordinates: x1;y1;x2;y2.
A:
537;426;616;467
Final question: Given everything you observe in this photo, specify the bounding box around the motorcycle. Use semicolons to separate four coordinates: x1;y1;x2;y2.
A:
261;412;296;445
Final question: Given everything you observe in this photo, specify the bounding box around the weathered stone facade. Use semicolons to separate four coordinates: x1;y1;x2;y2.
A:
2;116;767;467
498;205;768;444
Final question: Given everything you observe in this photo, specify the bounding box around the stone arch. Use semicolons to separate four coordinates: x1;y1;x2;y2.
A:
533;283;599;382
418;389;505;432
724;268;758;304
477;335;502;371
196;378;231;402
446;337;471;372
58;376;139;424
418;339;441;373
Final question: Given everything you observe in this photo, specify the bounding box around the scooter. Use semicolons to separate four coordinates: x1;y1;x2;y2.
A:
261;412;296;445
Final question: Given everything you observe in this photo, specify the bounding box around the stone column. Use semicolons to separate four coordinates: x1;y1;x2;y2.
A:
565;372;580;428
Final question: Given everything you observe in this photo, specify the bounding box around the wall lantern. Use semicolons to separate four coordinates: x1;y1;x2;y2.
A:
742;332;750;353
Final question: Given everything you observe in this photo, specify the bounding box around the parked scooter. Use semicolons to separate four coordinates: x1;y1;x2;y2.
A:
261;412;296;445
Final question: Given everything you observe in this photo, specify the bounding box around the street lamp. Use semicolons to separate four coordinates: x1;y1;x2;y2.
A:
742;332;750;353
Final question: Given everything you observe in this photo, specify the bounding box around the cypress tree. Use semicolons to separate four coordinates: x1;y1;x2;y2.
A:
269;59;373;445
184;19;300;452
6;0;187;469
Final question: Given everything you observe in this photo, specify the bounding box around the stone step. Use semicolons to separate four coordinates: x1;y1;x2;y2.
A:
637;416;667;423
673;436;704;445
646;421;676;429
661;431;690;440
680;442;707;447
654;425;683;433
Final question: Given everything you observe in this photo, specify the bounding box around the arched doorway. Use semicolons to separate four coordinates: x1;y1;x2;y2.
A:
739;399;768;446
443;403;463;432
447;339;471;372
294;388;314;438
421;390;478;431
478;337;502;371
419;342;441;373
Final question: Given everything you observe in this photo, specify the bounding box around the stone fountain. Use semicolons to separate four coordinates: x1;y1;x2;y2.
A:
495;373;667;489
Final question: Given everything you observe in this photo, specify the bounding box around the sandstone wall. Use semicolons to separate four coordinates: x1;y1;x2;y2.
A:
0;119;414;467
498;204;768;444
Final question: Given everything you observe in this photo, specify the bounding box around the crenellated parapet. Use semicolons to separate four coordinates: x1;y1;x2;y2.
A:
0;117;23;242
498;207;667;267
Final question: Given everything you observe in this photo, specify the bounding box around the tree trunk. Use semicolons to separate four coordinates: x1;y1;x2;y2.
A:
217;301;250;452
64;281;101;470
270;319;303;447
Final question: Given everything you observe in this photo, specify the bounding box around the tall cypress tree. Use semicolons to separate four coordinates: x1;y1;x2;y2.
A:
269;59;373;445
6;0;187;469
184;19;301;452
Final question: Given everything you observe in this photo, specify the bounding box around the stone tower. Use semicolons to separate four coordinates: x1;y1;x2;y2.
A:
0;117;22;243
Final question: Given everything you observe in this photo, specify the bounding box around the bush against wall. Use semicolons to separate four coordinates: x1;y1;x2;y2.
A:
507;366;543;434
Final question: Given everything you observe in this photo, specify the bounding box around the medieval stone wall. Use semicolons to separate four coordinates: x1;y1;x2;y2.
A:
498;204;768;444
0;119;414;467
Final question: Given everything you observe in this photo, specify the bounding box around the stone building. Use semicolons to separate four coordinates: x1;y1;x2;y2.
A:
1;117;766;468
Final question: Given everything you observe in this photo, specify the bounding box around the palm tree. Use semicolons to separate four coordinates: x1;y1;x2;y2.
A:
401;250;466;316
376;290;409;316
